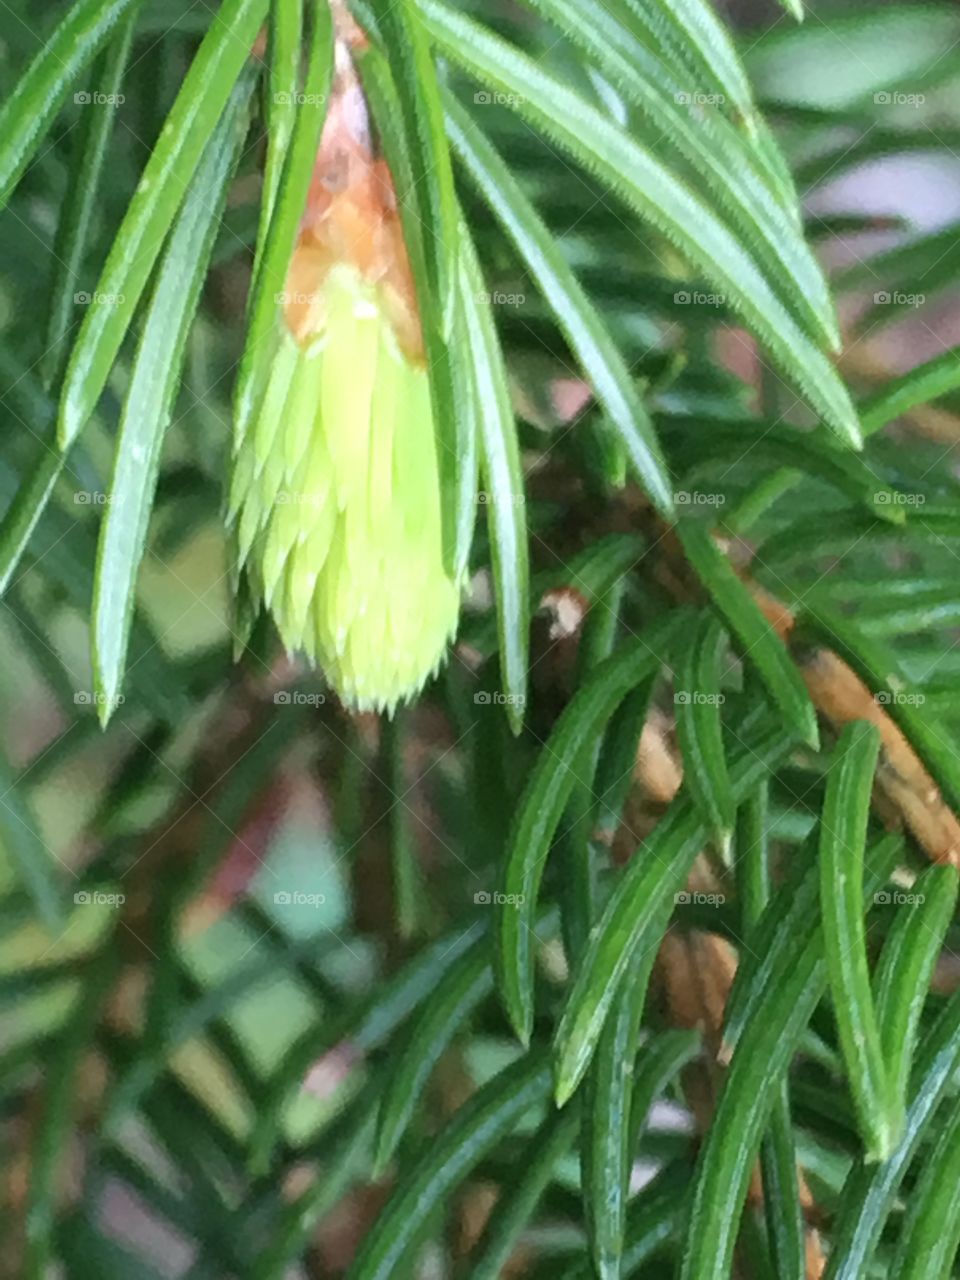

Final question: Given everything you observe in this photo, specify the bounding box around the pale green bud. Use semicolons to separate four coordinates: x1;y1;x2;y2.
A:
230;263;459;712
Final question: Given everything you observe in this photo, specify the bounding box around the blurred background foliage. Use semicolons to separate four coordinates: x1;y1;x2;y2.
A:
1;0;960;1277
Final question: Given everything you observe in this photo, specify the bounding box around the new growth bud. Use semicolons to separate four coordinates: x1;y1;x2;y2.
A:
230;41;459;712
